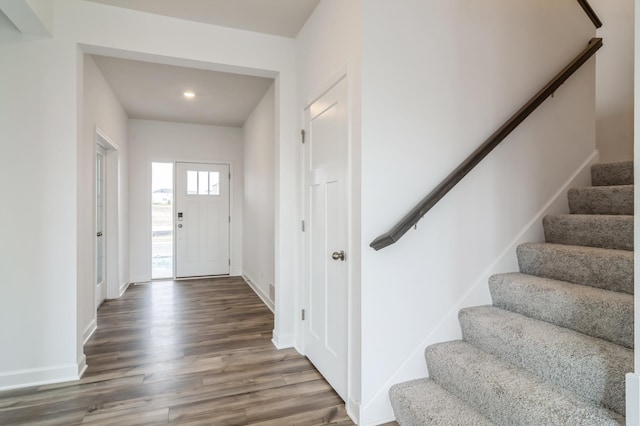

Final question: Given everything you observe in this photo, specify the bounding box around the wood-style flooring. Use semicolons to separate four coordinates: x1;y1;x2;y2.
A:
0;277;365;425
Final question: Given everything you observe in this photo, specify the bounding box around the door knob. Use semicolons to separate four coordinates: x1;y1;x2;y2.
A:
332;250;345;261
178;224;183;228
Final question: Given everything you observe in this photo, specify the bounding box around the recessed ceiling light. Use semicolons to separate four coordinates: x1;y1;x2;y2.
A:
183;91;195;98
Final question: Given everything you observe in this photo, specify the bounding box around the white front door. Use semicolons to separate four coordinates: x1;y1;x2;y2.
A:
303;76;349;400
175;162;230;278
96;145;107;307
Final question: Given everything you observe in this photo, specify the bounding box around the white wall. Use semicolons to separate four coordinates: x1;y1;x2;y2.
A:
24;0;52;34
80;54;129;343
0;38;81;389
129;119;244;282
0;0;52;38
243;83;276;308
0;0;297;391
0;9;22;41
592;0;634;162
295;0;362;420
359;0;597;423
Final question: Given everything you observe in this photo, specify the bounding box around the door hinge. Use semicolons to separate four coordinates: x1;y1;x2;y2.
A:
229;172;231;180
301;309;305;320
229;259;231;266
301;220;305;232
301;129;305;144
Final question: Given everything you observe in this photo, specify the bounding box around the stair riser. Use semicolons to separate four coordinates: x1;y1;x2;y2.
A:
426;341;623;425
543;215;633;251
489;273;634;348
459;307;632;414
591;161;633;186
568;186;633;215
517;243;633;294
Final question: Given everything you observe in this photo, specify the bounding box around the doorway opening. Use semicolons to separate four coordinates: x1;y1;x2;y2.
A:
151;162;174;279
82;43;289;355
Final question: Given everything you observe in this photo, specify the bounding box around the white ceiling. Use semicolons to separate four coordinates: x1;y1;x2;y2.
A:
85;0;321;38
86;0;321;127
91;55;274;127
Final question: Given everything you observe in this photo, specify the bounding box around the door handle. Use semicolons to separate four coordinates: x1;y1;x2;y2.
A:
331;250;345;261
178;224;183;228
96;232;103;237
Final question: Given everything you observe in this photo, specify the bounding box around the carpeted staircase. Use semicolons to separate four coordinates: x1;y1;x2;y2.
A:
390;161;634;425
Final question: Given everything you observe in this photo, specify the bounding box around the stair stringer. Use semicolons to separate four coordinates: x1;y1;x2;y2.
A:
360;150;599;426
632;131;640;421
627;373;640;424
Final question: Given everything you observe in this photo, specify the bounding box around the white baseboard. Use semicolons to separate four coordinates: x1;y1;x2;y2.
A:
0;362;82;391
271;330;295;349
242;274;275;312
361;415;396;426
627;373;640;426
129;274;149;285
83;318;97;345
347;398;362;425
77;355;87;379
118;280;131;297
359;150;599;424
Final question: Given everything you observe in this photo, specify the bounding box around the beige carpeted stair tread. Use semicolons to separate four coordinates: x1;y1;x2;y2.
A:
568;185;633;215
489;272;633;348
516;242;633;294
426;341;624;425
543;214;633;251
459;305;632;414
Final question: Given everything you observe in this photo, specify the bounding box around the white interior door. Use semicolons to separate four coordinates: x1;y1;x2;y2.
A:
303;77;349;400
175;162;230;278
96;145;107;307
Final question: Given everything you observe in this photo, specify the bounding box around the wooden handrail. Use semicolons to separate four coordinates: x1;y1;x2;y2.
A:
370;38;603;251
577;0;603;28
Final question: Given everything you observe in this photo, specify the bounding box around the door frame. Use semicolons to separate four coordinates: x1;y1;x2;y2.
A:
300;68;354;406
147;158;237;281
75;37;299;396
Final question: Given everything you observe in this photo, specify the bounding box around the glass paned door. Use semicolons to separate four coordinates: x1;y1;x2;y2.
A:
96;146;106;306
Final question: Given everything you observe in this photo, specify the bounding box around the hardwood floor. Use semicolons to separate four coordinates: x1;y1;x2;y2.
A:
0;277;360;425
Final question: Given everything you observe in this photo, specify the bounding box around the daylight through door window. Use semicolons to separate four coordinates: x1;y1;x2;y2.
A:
187;170;220;195
151;162;174;279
